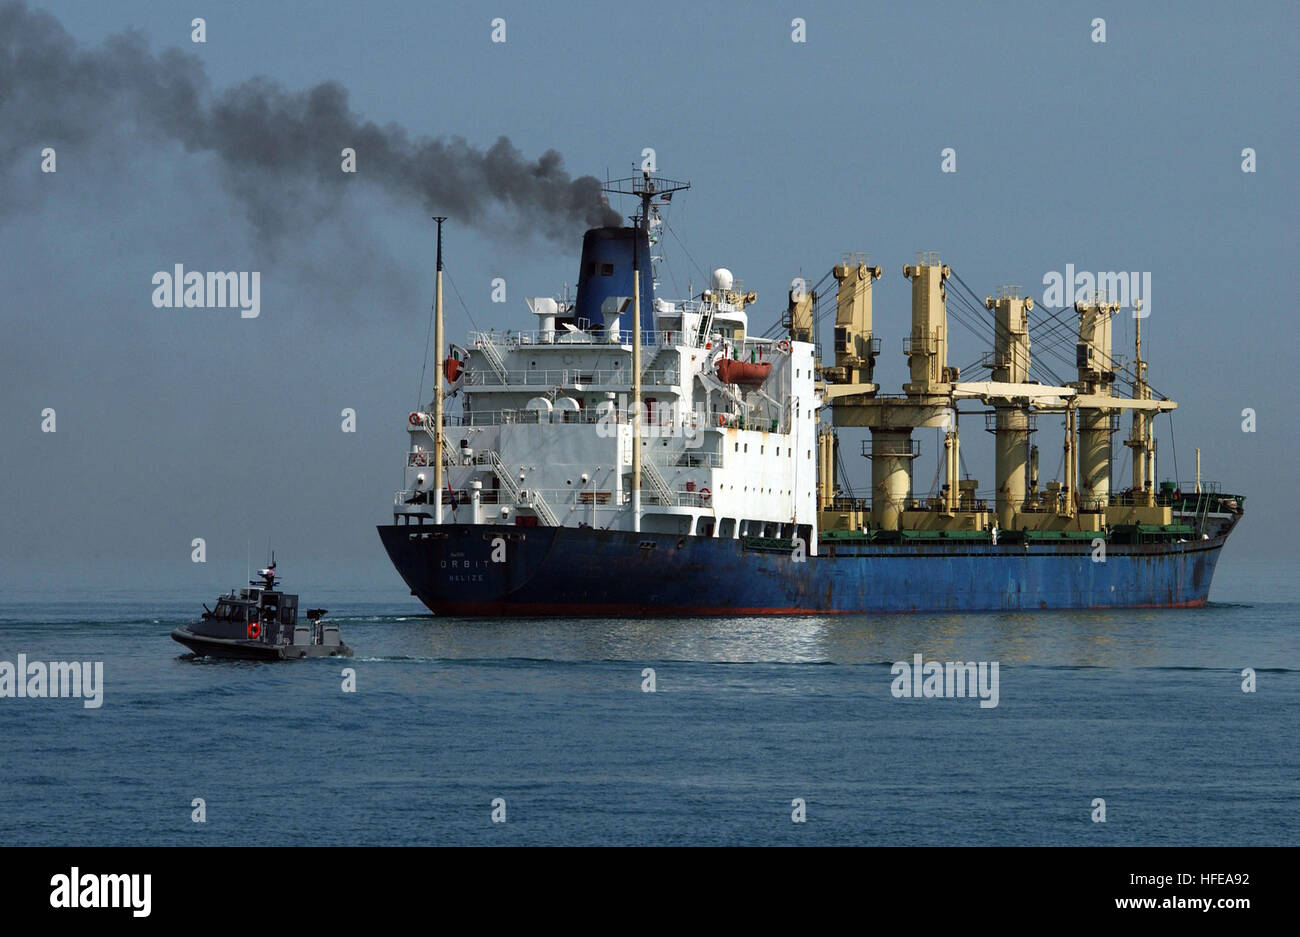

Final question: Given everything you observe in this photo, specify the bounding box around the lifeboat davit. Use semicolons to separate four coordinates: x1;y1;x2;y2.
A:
715;358;771;389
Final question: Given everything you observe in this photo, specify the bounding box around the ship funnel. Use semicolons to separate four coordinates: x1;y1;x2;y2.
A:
575;226;654;336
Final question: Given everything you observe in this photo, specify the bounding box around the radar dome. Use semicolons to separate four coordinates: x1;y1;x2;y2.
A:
710;268;734;291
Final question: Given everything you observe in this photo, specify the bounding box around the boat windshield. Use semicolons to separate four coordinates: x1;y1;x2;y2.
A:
213;602;244;621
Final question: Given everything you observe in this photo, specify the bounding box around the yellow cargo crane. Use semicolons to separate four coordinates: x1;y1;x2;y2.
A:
983;287;1036;530
790;250;1180;538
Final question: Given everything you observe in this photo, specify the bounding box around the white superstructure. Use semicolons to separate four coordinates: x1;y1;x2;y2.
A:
395;287;821;550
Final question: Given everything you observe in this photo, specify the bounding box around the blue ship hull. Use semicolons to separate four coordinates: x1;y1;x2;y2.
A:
377;524;1230;616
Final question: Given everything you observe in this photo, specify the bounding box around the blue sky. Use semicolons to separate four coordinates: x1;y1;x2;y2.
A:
1;0;1294;588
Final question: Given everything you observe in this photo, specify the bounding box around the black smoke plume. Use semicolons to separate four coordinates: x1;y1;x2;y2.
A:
0;1;622;240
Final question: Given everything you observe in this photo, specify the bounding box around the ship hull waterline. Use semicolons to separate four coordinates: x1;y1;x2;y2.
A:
378;523;1228;617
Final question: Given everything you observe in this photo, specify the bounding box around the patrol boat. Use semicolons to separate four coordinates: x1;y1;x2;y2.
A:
172;559;352;659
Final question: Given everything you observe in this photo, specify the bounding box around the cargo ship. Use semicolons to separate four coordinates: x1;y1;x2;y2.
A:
379;174;1243;615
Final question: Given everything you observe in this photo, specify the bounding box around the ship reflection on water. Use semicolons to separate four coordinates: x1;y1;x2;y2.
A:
379;606;1235;671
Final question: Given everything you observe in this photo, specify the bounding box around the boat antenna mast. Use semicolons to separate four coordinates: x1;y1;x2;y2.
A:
600;171;689;533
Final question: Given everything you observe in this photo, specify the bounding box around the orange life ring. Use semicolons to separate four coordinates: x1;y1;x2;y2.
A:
777;339;791;354
247;621;261;639
699;487;711;503
413;452;428;466
409;412;423;426
717;414;726;426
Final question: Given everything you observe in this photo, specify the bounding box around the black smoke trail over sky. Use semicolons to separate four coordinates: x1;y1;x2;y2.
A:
0;0;621;240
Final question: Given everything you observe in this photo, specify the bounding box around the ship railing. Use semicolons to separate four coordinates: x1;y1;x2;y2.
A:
925;487;1003;504
906;497;991;512
649;449;724;468
406;449;456;468
642;489;712;508
454;488;611;512
469;329;687;348
983;411;1039;433
463;367;679;387
395;488;539;508
473;333;510;384
861;438;922;459
395;488;475;507
446;409;604;426
488;487;707;511
827;497;870;512
713;410;789;434
631;414;736;438
442;407;788;437
850;336;882;357
445;408;644;427
1109;490;1166;507
484;449;560;526
395;486;715;514
445;408;726;433
979;350;1014;372
639;458;676;503
405;414;457;467
902;335;939;356
1171;479;1221;494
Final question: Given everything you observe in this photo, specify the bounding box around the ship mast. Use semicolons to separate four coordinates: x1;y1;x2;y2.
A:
601;172;689;532
1125;299;1153;507
433;216;447;524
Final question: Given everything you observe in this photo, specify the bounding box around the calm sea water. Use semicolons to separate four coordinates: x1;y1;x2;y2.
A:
1;560;1295;846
